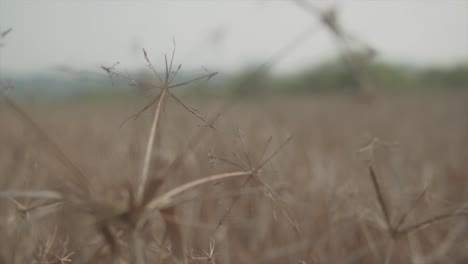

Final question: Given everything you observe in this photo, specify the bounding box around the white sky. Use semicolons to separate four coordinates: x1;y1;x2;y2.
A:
1;0;467;75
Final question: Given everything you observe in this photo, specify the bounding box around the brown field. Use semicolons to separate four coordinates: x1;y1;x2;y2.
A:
1;93;468;264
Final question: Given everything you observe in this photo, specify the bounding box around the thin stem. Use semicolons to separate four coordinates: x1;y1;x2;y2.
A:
257;135;293;170
396;211;468;236
168;72;218;89
130;231;145;264
136;86;169;203
168;91;215;129
368;166;393;235
395;188;428;231
142;48;163;84
146;171;251;211
212;175;253;234
119;93;161;128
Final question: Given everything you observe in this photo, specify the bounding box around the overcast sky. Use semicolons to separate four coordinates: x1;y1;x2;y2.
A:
1;0;467;75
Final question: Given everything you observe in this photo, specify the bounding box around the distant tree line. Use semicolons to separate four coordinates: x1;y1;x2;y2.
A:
6;58;468;101
217;58;468;96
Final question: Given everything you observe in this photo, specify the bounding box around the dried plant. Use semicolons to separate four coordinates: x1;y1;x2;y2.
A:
292;0;378;97
1;4;467;264
95;45;297;264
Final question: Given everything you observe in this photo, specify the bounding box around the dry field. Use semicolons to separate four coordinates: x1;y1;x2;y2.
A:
1;93;468;263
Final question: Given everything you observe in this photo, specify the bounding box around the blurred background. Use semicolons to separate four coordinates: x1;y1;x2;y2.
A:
1;1;468;263
1;0;467;99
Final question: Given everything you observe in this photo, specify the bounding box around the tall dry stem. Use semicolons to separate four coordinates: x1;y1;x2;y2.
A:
137;86;168;204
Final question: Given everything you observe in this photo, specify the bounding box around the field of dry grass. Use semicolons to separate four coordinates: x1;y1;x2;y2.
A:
1;92;468;264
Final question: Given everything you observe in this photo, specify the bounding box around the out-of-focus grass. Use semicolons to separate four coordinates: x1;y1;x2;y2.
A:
1;93;468;263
